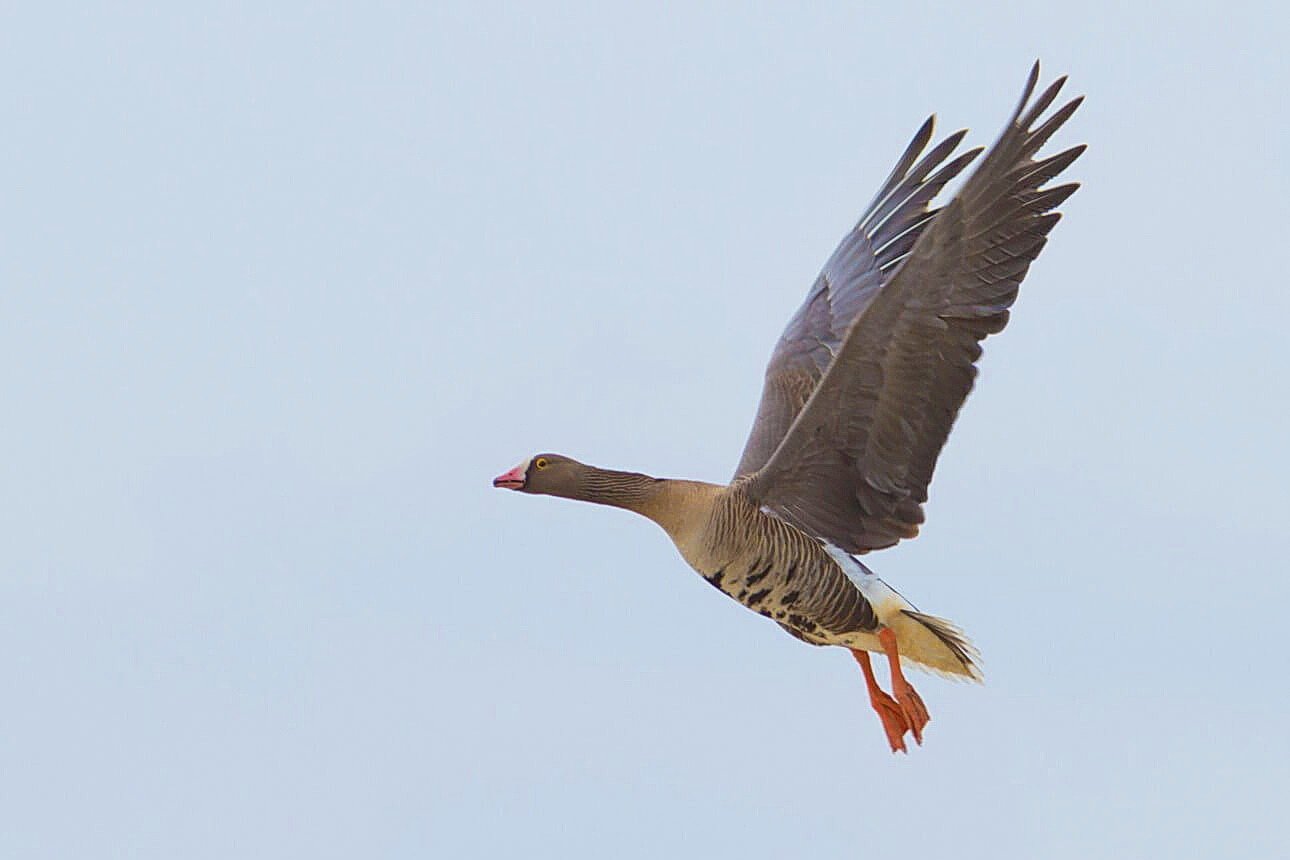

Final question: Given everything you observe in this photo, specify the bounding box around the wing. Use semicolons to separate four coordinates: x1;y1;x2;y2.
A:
744;63;1085;553
733;118;983;478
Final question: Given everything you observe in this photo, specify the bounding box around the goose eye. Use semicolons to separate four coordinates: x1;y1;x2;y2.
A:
534;458;549;470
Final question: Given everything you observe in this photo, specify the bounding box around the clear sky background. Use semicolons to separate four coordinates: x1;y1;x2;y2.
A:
2;2;1287;858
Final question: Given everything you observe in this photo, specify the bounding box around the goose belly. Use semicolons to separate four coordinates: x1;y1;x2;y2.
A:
693;549;879;642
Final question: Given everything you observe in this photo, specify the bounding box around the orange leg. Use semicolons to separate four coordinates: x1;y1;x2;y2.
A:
878;627;930;745
850;648;912;754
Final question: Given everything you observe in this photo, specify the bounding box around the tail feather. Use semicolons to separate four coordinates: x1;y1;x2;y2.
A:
902;610;984;683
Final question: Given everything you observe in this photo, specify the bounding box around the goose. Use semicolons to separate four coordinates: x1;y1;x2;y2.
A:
494;63;1083;753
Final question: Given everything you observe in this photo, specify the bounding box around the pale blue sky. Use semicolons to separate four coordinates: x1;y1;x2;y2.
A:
2;2;1288;858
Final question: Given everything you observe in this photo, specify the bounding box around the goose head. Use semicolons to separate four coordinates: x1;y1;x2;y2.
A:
492;453;585;497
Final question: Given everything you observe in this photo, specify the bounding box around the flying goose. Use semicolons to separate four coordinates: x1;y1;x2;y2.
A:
494;64;1083;753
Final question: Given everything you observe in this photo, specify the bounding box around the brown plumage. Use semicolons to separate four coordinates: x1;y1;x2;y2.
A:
494;64;1083;753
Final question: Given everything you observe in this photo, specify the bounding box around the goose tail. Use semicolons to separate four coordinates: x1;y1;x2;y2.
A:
900;609;984;683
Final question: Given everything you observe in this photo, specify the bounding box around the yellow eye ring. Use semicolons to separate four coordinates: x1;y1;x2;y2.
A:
534;457;549;470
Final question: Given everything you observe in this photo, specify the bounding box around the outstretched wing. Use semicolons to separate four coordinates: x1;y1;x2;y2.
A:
744;63;1084;553
733;118;982;478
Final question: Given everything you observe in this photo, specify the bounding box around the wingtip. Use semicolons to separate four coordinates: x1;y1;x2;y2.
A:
916;114;936;140
1011;62;1043;123
1021;75;1073;128
946;127;969;146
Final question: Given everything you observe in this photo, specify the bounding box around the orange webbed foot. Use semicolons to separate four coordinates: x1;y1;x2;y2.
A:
869;687;913;753
851;647;915;754
891;676;929;746
878;627;930;746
